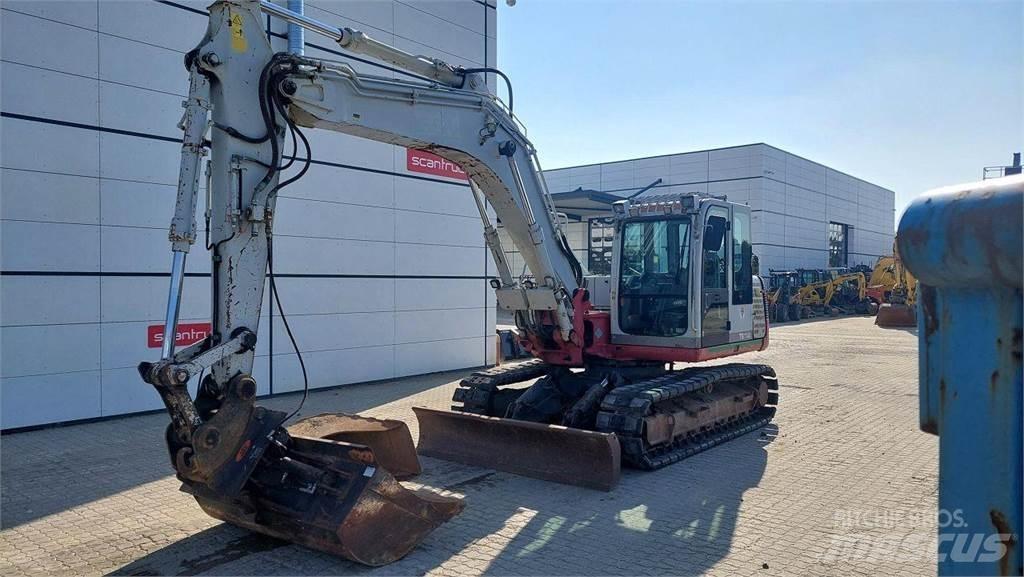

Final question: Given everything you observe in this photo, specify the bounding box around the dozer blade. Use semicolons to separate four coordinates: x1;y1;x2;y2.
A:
184;433;462;566
288;413;422;479
413;406;621;491
876;303;918;327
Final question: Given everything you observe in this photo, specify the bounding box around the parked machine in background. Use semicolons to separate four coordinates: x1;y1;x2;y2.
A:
900;175;1022;576
829;272;877;315
793;272;874;317
874;239;918;327
866;255;898;304
766;270;802;322
765;269;876;322
796;268;827;287
137;0;780;564
849;263;875;282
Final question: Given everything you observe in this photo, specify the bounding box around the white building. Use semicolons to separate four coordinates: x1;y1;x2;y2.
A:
519;144;895;276
0;0;498;429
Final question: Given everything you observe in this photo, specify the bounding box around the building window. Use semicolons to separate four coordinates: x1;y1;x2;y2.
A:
829;222;849;268
588;217;614;275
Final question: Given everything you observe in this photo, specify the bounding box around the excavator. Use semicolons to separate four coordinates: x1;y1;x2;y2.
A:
792;271;874;317
138;0;779;566
873;239;917;327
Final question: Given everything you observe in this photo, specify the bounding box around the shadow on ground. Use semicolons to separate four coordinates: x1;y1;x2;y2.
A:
0;370;467;530
111;425;777;576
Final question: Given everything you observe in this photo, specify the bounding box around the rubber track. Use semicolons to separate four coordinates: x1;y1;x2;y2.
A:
596;363;778;469
459;358;549;390
452;359;550;414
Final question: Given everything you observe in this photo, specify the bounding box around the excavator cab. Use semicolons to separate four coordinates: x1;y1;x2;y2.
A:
796;268;826;287
610;195;758;349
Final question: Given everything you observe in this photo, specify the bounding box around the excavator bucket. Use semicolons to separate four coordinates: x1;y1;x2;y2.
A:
185;432;463;566
413;406;621;491
875;303;918;328
288;413;422;479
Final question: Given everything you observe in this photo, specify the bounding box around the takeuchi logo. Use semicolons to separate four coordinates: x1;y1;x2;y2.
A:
406;149;468;181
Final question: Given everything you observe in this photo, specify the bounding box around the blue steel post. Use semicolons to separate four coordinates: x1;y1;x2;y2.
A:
899;175;1023;576
286;0;303;55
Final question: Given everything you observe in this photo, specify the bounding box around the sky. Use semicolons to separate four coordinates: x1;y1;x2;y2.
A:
495;0;1023;224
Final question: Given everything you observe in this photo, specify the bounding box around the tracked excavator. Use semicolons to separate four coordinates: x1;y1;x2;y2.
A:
139;0;779;566
874;238;918;327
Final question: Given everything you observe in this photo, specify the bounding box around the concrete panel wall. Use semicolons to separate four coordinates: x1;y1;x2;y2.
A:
0;0;498;429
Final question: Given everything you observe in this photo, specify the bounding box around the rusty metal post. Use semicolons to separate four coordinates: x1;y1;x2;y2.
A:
899;175;1023;576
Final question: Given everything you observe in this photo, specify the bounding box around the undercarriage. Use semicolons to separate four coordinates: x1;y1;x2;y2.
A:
416;359;778;488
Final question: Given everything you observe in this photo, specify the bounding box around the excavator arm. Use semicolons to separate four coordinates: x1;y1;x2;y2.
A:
137;0;587;564
281;53;584;338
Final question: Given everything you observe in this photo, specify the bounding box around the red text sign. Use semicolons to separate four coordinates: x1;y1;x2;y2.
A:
406;149;468;181
147;322;212;348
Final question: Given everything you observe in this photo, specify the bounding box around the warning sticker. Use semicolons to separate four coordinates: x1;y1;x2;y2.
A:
229;10;248;53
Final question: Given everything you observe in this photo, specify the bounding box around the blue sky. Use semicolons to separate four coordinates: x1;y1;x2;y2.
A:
496;0;1022;223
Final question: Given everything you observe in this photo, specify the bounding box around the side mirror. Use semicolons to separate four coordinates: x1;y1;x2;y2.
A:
704;216;728;252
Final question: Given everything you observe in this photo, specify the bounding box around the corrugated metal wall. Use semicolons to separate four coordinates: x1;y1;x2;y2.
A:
541;144;896;273
0;0;499;429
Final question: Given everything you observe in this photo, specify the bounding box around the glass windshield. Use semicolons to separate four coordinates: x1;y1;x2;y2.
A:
618;219;691;337
732;211;752;304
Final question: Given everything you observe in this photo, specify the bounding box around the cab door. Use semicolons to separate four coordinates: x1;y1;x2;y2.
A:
728;207;754;339
701;206;731;346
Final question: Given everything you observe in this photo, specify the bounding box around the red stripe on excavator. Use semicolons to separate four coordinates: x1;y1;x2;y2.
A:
527;338;766;365
517;290;770;365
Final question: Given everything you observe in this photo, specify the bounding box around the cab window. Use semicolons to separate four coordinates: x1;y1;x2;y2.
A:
732;211;752;304
618;219;690;337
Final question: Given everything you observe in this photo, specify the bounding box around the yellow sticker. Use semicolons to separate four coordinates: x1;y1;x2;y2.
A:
229;10;247;53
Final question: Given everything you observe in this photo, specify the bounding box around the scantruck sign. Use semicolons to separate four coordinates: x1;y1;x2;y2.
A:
406;149;468;181
147;322;212;348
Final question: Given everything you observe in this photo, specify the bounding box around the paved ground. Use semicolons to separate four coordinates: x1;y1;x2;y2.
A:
0;316;937;576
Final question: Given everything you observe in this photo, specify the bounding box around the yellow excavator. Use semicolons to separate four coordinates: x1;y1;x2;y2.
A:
873;239;918;327
793;272;875;317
